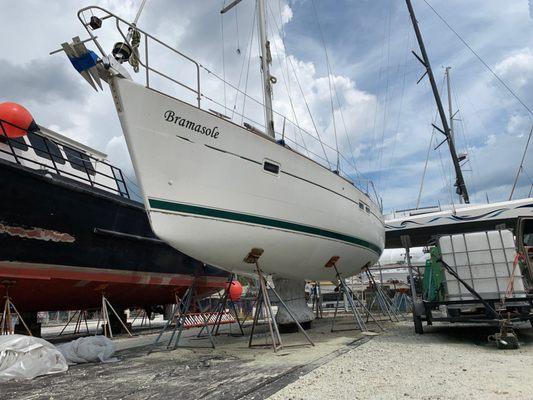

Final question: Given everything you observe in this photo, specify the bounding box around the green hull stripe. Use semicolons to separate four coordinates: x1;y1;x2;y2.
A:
148;198;382;255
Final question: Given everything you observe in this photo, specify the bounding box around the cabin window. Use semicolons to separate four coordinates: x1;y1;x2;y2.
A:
359;202;364;210
263;160;280;175
27;132;65;165
365;206;370;213
64;147;96;175
0;135;28;151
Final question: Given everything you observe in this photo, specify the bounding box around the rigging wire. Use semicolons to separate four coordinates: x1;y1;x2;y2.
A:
266;9;310;156
454;79;490;203
437;133;456;210
310;0;340;171
274;1;311;156
231;3;256;120
334;85;358;175
265;2;332;168
418;76;451;208
521;168;533;196
369;4;390;173
510;124;533;200
384;16;413;181
285;48;332;169
422;0;533;203
292;0;362;178
263;1;373;184
202;2;370;182
416;125;436;209
449;74;480;202
422;0;533;118
376;0;394;188
240;2;257;124
200;57;341;166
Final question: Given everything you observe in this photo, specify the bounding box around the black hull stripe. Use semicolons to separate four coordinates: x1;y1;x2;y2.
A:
148;198;383;255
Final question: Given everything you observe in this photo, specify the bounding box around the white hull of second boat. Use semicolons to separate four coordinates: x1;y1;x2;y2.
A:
111;77;384;280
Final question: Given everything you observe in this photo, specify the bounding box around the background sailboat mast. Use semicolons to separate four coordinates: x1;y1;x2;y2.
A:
257;0;275;138
405;0;470;204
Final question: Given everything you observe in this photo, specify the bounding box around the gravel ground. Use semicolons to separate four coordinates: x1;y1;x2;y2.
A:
268;322;533;400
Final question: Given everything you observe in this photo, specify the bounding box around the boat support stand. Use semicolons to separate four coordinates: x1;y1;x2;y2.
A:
57;310;90;337
149;279;216;353
197;274;245;338
245;248;314;352
96;292;133;338
362;266;403;322
330;264;384;333
0;280;32;335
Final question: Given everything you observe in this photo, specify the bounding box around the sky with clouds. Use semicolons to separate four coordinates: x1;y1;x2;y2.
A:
1;0;533;213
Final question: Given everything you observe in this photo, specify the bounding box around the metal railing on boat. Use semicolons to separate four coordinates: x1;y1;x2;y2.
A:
0;118;130;198
75;6;382;210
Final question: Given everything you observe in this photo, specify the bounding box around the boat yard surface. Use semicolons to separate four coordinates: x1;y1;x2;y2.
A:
4;318;533;399
270;322;533;400
2;316;386;400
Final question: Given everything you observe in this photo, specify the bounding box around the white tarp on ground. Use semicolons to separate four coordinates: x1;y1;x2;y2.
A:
0;335;68;382
57;336;117;365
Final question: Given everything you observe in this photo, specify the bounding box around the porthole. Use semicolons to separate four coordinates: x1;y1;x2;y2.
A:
263;160;280;175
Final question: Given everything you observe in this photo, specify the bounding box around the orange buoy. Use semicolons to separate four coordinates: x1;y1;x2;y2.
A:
0;102;38;138
228;280;243;301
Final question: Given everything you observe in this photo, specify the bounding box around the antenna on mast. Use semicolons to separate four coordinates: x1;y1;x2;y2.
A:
221;0;276;138
405;0;470;204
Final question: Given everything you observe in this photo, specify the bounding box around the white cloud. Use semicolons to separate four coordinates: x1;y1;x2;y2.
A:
495;48;533;93
2;0;533;213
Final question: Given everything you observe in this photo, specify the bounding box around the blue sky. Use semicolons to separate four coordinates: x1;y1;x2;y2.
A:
1;0;532;213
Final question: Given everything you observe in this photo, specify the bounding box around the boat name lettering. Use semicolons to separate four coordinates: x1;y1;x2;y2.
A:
164;110;220;139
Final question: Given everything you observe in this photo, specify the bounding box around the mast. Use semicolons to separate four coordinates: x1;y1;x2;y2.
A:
220;0;275;138
405;0;469;204
257;0;275;138
445;66;454;144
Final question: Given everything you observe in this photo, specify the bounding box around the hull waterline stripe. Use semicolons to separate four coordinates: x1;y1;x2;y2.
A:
148;198;383;255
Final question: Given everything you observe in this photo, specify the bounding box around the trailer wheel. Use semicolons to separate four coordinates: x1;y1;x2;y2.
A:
518;305;531;315
447;307;460;318
414;315;424;334
496;334;519;350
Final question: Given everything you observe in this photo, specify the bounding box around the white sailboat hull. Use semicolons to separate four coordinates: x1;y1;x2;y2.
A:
112;77;384;280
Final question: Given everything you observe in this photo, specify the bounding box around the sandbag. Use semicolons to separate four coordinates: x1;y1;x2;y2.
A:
57;336;117;365
0;335;68;382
